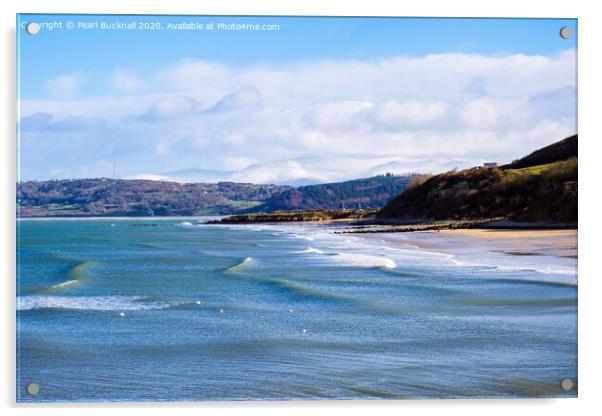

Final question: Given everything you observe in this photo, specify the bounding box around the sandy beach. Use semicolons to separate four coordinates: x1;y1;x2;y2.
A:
361;228;577;256
353;228;578;284
438;229;578;258
439;228;577;239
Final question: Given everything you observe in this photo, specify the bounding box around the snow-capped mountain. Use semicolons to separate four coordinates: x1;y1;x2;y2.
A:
228;160;328;185
136;156;478;185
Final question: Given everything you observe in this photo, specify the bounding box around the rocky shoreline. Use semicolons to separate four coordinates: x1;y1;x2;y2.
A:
339;219;577;234
207;209;378;224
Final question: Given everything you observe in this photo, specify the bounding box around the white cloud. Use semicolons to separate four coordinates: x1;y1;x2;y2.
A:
302;100;374;132
371;100;447;127
460;98;499;129
20;50;577;181
111;70;145;93
222;156;257;170
209;87;262;112
124;173;171;181
44;72;86;98
142;96;201;120
155;141;171;155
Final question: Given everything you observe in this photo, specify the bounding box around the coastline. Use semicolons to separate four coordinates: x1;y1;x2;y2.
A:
350;228;578;284
16;215;220;221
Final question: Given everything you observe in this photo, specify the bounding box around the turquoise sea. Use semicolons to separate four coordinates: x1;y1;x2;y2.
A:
16;218;577;402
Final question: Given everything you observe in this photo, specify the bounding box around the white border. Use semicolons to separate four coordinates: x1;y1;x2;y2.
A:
2;1;601;415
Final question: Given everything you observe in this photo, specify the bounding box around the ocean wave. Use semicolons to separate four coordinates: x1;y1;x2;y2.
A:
177;221;195;227
290;234;314;241
225;256;254;272
50;280;79;289
42;260;94;293
70;260;94;278
493;264;577;277
296;247;325;255
264;278;355;303
329;252;396;269
17;295;174;311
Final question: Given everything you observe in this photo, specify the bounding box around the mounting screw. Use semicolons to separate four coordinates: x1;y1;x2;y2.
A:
560;378;574;391
25;22;40;35
26;383;39;395
559;27;572;39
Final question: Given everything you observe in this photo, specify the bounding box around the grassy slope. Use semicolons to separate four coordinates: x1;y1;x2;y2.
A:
378;136;577;224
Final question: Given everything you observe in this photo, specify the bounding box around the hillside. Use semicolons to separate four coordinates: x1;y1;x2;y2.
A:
252;174;419;212
16;174;419;218
503;135;577;169
17;179;288;217
378;135;578;224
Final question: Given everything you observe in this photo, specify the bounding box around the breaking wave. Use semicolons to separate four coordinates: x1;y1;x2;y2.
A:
17;295;174;311
43;260;94;293
50;280;79;289
225;256;254;272
296;247;325;255
329;252;396;269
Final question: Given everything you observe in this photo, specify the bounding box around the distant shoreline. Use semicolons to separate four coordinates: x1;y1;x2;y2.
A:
337;219;577;234
16;214;578;233
16;215;216;221
206;212;577;232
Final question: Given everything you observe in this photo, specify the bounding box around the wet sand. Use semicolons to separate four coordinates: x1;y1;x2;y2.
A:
359;229;577;258
438;229;578;258
352;228;578;284
440;229;577;239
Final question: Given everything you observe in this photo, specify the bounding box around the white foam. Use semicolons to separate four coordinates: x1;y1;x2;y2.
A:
494;264;577;277
330;252;396;269
226;256;254;272
296;247;325;254
17;295;174;311
51;280;79;289
290;234;314;241
178;221;194;227
213;222;578;285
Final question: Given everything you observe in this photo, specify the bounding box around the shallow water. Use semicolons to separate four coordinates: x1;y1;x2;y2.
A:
16;219;577;402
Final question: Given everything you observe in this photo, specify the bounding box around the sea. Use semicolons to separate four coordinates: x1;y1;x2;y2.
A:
16;218;577;402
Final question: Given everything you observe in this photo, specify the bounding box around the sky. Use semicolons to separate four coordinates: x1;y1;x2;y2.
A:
17;14;577;183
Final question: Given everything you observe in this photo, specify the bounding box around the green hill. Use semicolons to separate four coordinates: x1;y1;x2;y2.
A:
17;179;289;217
252;174;419;213
16;174;419;218
378;135;577;224
503;134;577;169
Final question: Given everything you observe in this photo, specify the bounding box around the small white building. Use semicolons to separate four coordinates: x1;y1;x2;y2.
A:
483;162;499;168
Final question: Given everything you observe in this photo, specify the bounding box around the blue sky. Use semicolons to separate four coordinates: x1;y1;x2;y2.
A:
17;15;577;183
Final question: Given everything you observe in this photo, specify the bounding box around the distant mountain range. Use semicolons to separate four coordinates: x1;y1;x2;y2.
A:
18;135;576;222
128;156;474;186
378;135;577;224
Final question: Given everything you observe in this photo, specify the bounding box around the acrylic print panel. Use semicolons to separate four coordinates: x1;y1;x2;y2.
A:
16;14;578;402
